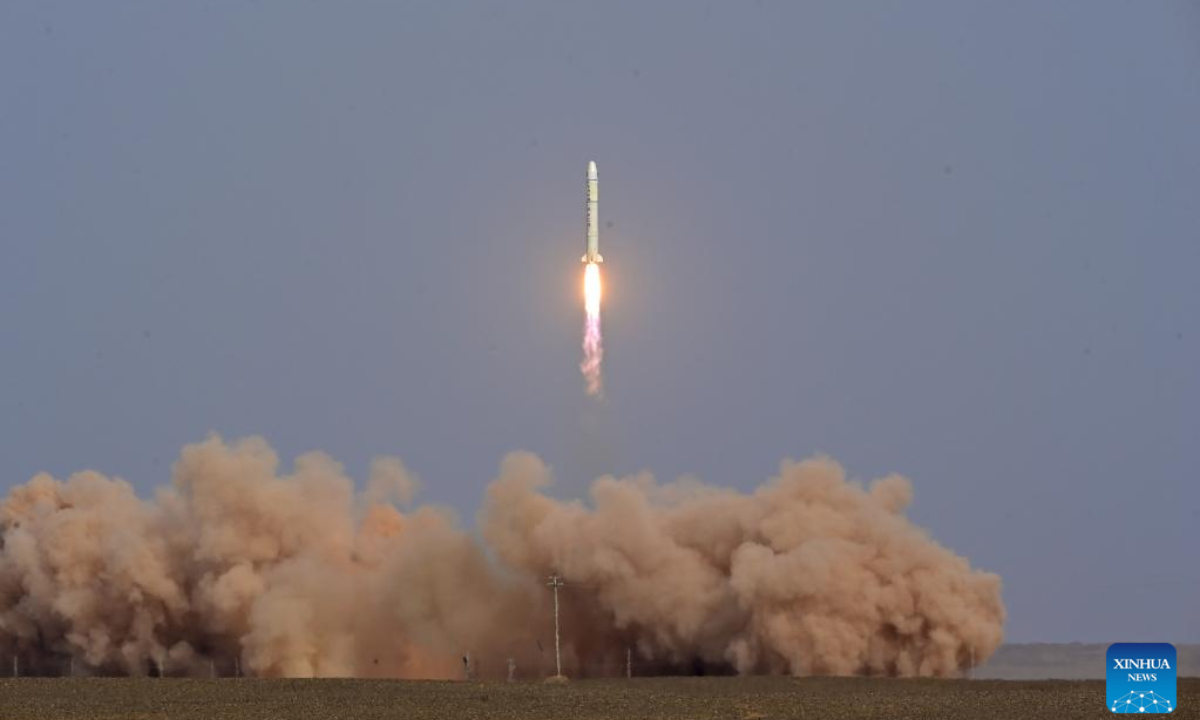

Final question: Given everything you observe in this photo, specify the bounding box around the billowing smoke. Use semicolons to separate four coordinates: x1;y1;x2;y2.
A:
0;435;1003;678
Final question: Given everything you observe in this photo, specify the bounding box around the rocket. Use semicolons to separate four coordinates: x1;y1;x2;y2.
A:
582;161;602;263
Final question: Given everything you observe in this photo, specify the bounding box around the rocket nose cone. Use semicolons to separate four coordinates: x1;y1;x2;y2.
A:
587;161;597;180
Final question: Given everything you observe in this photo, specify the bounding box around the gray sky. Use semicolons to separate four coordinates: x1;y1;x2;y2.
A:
1;1;1196;644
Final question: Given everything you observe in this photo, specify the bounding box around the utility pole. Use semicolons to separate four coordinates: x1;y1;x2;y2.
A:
547;574;564;678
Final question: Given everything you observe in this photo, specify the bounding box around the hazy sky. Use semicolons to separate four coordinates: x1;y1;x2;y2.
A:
1;2;1196;644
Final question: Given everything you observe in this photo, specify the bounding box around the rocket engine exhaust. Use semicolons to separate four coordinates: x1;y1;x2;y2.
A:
581;263;603;397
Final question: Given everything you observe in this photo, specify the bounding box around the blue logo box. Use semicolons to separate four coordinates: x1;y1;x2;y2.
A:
1108;643;1176;713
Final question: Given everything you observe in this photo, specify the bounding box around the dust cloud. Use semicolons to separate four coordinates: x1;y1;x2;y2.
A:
0;435;1003;678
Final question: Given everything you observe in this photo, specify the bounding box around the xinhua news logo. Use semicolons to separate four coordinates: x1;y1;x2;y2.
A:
1108;643;1176;713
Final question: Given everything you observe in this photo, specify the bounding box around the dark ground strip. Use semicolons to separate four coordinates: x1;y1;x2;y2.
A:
1;676;1196;719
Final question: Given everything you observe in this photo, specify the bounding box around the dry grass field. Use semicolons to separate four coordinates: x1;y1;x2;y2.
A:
1;676;1196;720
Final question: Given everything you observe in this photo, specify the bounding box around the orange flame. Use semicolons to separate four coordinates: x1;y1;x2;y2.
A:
581;263;603;396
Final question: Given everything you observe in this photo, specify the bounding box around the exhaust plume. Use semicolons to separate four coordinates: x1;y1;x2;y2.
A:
0;435;1003;678
581;262;603;397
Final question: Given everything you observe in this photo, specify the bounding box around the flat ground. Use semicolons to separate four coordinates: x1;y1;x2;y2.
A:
1;676;1196;719
978;644;1200;680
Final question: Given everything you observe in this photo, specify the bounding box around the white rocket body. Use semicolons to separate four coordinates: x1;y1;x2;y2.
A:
582;161;602;263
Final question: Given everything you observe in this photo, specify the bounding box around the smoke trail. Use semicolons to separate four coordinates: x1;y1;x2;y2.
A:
0;435;1004;678
581;262;603;397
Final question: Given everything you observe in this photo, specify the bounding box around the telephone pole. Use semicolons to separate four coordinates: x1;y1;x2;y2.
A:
547;574;564;678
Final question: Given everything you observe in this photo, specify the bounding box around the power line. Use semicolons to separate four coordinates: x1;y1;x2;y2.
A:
546;574;565;679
